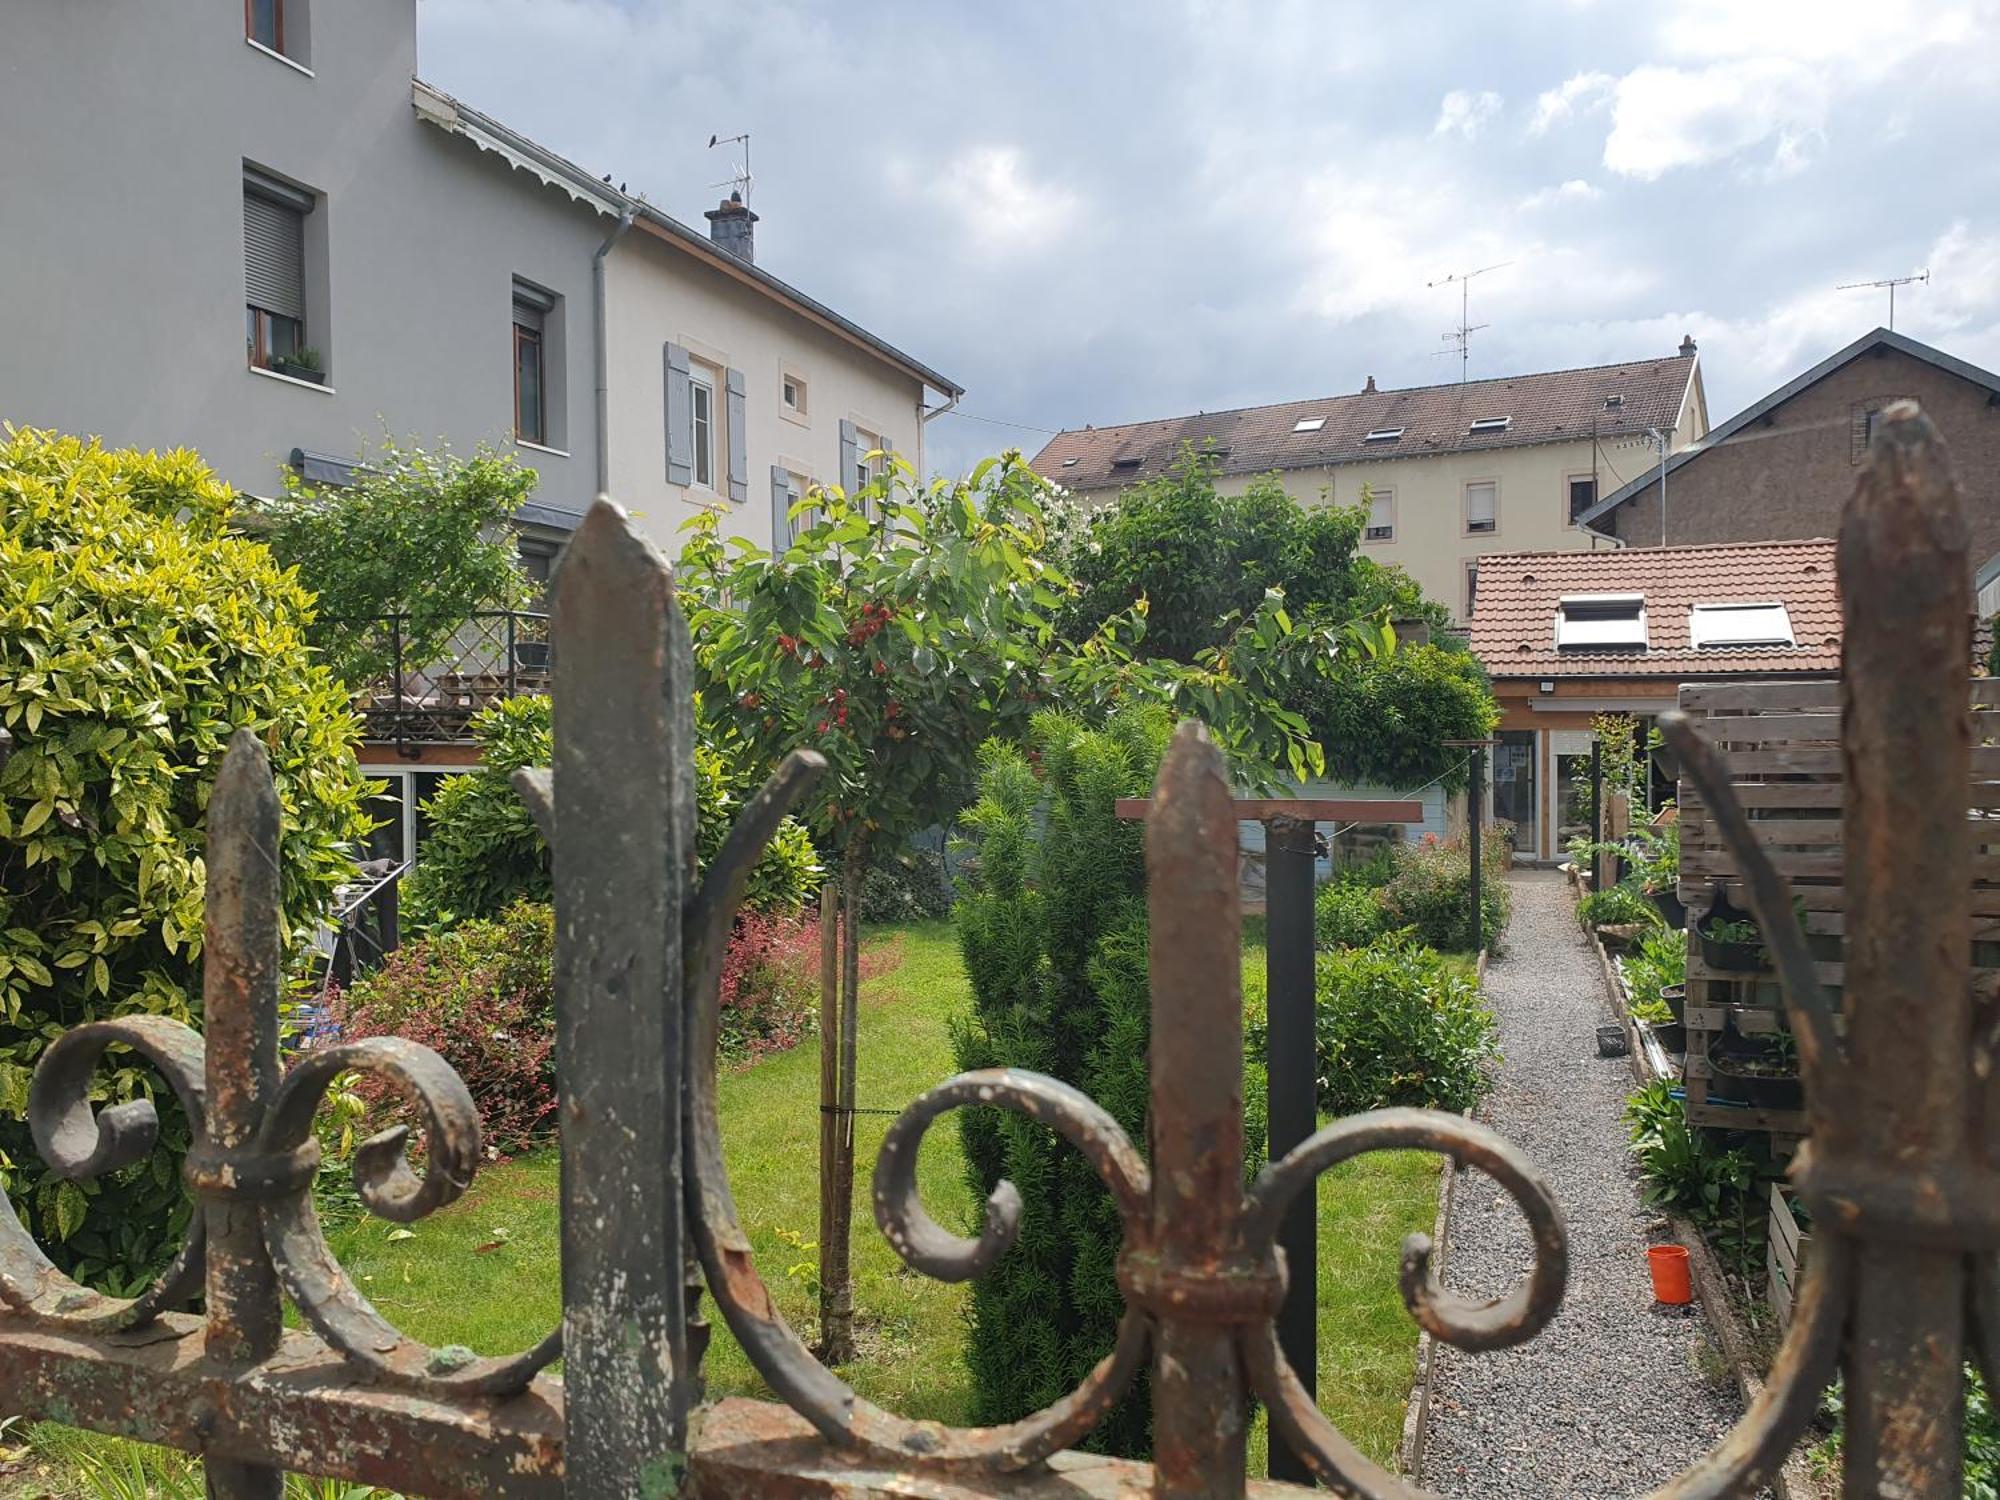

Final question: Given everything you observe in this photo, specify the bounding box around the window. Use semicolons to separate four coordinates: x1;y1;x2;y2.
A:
1364;488;1394;542
1567;474;1597;526
1061;457;1079;468
244;171;311;374
1110;455;1142;470
853;429;882;494
1468;416;1511;434
513;296;547;445
1364;426;1404;443
690;368;717;489
247;0;283;51
1464;561;1479;619
782;371;809;419
1464;479;1498;534
1556;593;1647;652
1689;602;1795;649
1604;393;1625;409
1292;415;1327;433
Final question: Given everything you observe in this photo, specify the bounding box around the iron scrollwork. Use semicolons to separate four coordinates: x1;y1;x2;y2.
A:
0;732;561;1403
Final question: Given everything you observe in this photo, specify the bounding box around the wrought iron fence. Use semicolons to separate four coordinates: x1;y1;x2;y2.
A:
0;402;1994;1496
348;610;551;749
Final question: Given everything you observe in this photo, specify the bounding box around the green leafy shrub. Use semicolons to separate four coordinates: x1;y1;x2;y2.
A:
1301;643;1499;792
1621;927;1685;1023
1307;935;1498;1115
1577;882;1663;932
402;696;818;930
333;902;557;1154
860;844;953;923
1377;832;1511;952
0;427;370;1288
1314;878;1389;949
258;437;536;686
953;709;1169;1455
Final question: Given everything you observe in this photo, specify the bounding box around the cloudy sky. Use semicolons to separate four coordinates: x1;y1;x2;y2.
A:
419;0;2000;477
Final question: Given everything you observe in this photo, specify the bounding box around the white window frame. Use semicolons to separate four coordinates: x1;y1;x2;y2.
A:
1463;478;1499;536
1363;487;1395;543
1292;415;1327;433
1689;601;1795;649
1364;426;1404;443
853;428;882;495
1463;559;1479;621
1555;592;1648;652
689;366;718;491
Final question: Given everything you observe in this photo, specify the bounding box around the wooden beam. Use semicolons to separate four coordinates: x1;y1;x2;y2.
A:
1113;798;1426;823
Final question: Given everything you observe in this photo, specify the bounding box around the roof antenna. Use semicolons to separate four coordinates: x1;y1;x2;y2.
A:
707;132;752;202
1835;269;1927;332
1426;261;1512;383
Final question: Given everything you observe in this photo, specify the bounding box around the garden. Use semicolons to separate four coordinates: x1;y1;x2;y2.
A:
1567;710;2000;1498
0;430;1511;1493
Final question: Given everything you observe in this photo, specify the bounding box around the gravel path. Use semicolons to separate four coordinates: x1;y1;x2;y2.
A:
1421;869;1744;1496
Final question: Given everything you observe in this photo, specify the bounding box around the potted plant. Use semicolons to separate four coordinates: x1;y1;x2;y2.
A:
1708;1029;1802;1110
275;346;326;385
1633;816;1683;928
1697;889;1765;971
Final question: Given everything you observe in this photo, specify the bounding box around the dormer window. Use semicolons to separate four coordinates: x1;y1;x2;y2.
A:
1293;415;1327;433
1604;394;1625;409
1690;602;1795;649
1556;593;1646;652
1364;427;1404;443
1469;416;1512;435
1111;456;1141;470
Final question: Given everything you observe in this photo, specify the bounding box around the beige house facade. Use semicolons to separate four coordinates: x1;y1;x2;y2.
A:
1031;346;1709;621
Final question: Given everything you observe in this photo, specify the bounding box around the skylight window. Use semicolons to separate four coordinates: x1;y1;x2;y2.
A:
1061;457;1079;467
1469;416;1512;434
1555;593;1647;653
1604;394;1625;409
1689;602;1795;649
1364;426;1405;442
1292;415;1327;433
1110;456;1141;469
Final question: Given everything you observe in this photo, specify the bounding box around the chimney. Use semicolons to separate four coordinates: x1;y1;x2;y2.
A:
1679;333;1697;358
1363;375;1377;393
704;190;758;264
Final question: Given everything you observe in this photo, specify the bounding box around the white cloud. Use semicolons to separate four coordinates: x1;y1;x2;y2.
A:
1433;89;1504;139
1520;178;1602;210
1602;59;1827;181
891;146;1079;261
1528;71;1614;135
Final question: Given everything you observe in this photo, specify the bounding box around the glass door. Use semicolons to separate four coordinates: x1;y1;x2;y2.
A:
1491;730;1537;860
1551;730;1596;860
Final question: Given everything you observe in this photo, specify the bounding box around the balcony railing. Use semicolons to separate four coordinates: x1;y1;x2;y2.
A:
347;610;550;748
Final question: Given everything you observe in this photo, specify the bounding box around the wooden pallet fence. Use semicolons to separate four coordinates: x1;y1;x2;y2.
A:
1674;676;2000;1138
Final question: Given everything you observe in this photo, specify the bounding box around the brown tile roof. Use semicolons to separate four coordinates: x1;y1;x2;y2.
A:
1030;354;1697;491
1466;539;1843;678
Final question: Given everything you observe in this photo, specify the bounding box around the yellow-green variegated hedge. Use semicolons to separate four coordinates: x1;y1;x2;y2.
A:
0;426;369;1289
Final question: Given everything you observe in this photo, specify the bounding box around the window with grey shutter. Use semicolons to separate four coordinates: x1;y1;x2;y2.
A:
244;183;307;321
838;419;858;499
726;367;749;503
771;464;794;549
664;343;692;485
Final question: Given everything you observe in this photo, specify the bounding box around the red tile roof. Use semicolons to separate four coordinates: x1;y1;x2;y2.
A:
1030;355;1697;491
1467;539;1842;678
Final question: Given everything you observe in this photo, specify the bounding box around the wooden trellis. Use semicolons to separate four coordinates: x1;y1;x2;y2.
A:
1675;675;2000;1138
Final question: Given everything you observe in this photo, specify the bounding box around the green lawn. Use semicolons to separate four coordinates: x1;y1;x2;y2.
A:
321;923;1439;1467
10;921;1441;1492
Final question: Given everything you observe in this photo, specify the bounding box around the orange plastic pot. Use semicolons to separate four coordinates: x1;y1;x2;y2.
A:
1648;1244;1692;1304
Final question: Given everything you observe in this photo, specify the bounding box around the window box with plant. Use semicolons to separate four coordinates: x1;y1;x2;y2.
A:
273;345;325;385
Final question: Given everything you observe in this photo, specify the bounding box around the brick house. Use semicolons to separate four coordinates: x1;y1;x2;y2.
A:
1577;328;2000;571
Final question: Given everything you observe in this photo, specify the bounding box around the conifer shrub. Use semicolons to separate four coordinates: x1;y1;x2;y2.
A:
0;428;369;1287
953;709;1169;1455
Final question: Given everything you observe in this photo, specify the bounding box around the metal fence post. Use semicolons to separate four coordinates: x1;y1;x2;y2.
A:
1263;816;1318;1486
548;503;693;1493
1468;749;1484;954
1145;724;1250;1498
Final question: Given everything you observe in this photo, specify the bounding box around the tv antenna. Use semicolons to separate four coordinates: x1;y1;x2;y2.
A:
1427;261;1512;383
707;132;752;201
1835;269;1927;331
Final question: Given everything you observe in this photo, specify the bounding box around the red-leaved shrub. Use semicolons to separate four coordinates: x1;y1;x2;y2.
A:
330;901;556;1156
717;911;900;1064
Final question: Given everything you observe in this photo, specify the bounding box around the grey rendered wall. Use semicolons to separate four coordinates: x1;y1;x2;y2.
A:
0;0;607;512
